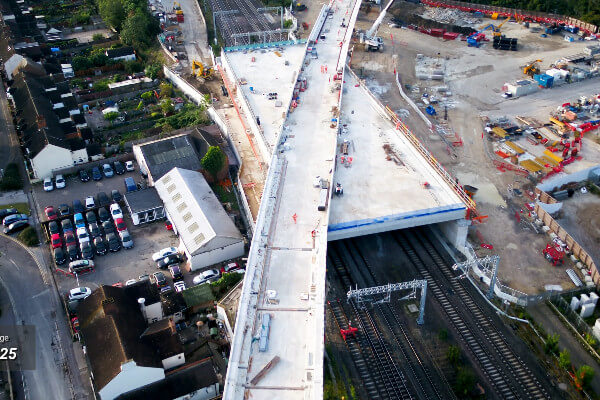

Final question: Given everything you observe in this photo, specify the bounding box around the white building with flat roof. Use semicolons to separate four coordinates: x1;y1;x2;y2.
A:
155;168;244;270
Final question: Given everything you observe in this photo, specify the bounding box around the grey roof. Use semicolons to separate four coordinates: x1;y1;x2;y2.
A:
137;135;202;182
155;168;243;256
106;46;135;59
125;187;164;214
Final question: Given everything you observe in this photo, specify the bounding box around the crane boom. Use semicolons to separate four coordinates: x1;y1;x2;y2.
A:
366;0;396;38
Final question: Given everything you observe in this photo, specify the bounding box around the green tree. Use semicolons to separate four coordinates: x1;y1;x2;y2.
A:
120;10;159;48
201;146;226;181
283;19;293;28
454;367;475;396
584;333;597;347
104;111;119;124
544;334;560;355
160;99;174;115
446;345;461;366
0;163;23;191
145;63;162;80
558;349;571;370
92;33;105;41
97;0;126;31
71;55;92;71
141;91;154;102
159;82;173;99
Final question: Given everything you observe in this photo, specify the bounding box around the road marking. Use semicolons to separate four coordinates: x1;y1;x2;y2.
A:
10;259;20;271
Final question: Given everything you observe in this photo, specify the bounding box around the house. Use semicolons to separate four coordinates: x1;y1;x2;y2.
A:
133;134;203;186
9;72;88;179
106;46;136;62
124;187;165;225
155;168;244;270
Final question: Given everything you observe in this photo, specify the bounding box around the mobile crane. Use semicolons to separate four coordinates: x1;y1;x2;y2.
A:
359;0;395;51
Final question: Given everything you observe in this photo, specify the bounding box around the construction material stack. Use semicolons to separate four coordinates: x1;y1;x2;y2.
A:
493;36;517;51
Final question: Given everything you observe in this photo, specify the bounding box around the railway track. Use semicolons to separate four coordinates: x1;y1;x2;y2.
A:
391;228;549;400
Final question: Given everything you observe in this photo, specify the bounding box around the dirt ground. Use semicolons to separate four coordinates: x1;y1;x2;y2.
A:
347;4;599;293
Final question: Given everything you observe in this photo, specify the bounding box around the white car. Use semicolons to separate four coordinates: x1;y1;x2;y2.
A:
152;246;179;262
85;196;95;209
43;178;54;192
55;174;66;189
193;269;220;285
174;281;186;292
68;287;92;301
76;227;90;243
125;279;137;286
110;203;123;220
125;161;135;172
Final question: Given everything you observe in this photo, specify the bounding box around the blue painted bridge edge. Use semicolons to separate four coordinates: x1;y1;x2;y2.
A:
328;204;466;233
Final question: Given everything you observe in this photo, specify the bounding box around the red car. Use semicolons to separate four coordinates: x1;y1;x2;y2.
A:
50;233;62;249
114;218;127;232
165;220;173;230
64;232;77;247
221;262;243;274
44;206;57;220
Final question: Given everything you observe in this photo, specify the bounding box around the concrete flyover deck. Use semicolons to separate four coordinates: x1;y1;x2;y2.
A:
223;0;363;398
328;71;467;241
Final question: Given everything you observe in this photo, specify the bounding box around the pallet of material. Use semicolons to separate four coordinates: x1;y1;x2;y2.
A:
519;159;544;173
492;127;507;138
504;141;525;155
543;149;564;164
539;155;560;166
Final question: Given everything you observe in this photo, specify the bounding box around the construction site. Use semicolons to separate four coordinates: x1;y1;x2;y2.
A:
151;0;600;397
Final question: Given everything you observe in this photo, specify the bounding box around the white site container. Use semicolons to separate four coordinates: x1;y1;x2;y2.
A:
580;303;596;318
589;292;599;305
580;293;590;304
570;296;581;310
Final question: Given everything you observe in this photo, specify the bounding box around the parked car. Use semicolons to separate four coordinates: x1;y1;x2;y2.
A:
88;222;101;238
152;247;179;262
98;207;110;223
91;167;102;181
69;260;94;274
111;189;122;203
43;178;54;192
44;206;57;220
106;233;121;252
193;269;220;285
48;221;59;235
74;213;85;229
3;214;28;227
152;271;167;288
221;262;244;274
102;220;115;235
114;218;127;232
64;232;77;247
110;203;123;220
114;161;125;175
66;244;79;261
97;192;110;207
0;208;17;219
125;279;137;286
80;242;94;260
157;254;183;269
94;237;107;255
51;233;62;249
160;286;172;293
164;220;173;231
4;220;29;234
125;161;135;172
139;274;150;282
61;219;74;233
72;199;84;214
86;211;97;224
79;169;90;182
168;265;183;281
55;174;66;189
119;231;134;249
68;287;92;301
76;227;90;243
174;281;186;292
102;163;114;178
85;196;95;209
58;204;70;216
54;247;66;265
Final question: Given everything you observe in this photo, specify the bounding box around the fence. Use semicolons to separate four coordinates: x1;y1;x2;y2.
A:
223;39;307;52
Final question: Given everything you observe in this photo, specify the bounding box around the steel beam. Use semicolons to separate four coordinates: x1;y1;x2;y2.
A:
452;255;500;299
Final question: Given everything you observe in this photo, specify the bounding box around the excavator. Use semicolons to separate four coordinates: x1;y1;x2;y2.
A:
523;59;542;76
478;16;510;38
360;0;395;51
192;60;213;79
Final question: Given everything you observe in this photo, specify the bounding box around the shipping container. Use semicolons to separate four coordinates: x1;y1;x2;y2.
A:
318;187;329;211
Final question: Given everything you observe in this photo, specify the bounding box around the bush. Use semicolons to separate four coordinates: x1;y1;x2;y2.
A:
18;226;39;247
438;328;448;341
201;146;226;181
544;333;560;355
283;19;293;28
446;345;460;366
145;63;162;80
454;367;475;396
0;163;23;191
575;365;594;390
558;349;571;370
92;33;105;41
210;272;243;298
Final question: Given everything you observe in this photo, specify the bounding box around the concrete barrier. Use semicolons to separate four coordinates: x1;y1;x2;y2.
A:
163;66;208;106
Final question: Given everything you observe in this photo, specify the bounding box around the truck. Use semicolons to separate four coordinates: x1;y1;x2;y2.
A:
124;177;137;192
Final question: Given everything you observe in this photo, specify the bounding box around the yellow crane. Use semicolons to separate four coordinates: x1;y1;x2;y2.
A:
523;59;542;76
192;60;213;79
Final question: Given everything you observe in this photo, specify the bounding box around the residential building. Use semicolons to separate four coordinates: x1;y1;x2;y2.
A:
124;187;165;225
105;46;136;62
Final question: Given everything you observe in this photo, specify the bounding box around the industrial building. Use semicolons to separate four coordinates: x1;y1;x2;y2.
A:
124;188;165;226
154;168;244;270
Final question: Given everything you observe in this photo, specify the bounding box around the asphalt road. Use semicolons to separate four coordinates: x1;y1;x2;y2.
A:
0;236;89;400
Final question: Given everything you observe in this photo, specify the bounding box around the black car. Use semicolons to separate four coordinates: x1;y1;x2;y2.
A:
80;242;94;260
113;161;125;175
4;220;29;234
153;271;167;288
86;211;97;224
92;167;102;181
88;222;101;238
49;220;60;235
72;199;84;214
97;192;110;207
61;218;73;233
94;237;107;255
58;204;70;216
66;244;79;261
0;208;18;219
102;220;115;235
53;247;66;265
79;169;90;182
157;254;183;269
168;265;183;281
98;207;110;223
111;189;122;203
106;233;121;252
